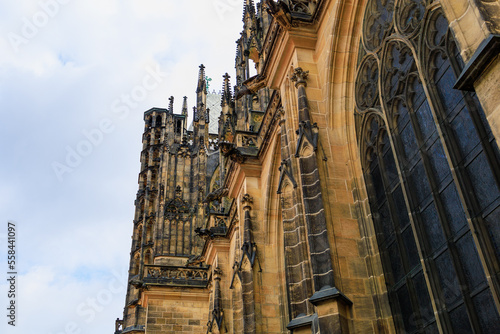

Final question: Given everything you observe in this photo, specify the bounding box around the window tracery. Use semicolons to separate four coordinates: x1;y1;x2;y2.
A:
356;1;500;332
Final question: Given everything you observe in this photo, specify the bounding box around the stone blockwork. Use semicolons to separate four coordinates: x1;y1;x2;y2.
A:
116;1;500;333
144;291;209;334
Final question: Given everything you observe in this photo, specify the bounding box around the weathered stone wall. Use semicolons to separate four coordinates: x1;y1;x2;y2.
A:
144;291;209;334
117;1;500;333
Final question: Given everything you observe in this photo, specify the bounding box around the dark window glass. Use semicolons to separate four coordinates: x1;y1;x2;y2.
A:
456;232;486;290
371;163;385;204
388;241;404;283
434;250;461;308
449;305;473;334
400;120;419;162
485;207;500;260
382;134;398;186
397;284;417;332
424;322;438;334
440;183;467;236
466;153;500;210
426;140;449;187
414;101;434;143
410;161;430;206
402;227;419;269
435;66;464;116
450;105;480;159
420;202;445;254
357;3;500;333
393;186;410;229
413;272;434;325
472;289;500;333
379;202;395;244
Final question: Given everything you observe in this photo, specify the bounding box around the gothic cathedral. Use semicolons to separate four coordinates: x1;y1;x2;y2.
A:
115;1;500;333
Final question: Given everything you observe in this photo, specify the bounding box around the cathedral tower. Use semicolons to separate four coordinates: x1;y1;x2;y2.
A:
117;66;221;333
116;1;500;333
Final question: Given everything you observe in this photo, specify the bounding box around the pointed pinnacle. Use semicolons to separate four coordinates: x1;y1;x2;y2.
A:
168;96;174;113
182;96;188;114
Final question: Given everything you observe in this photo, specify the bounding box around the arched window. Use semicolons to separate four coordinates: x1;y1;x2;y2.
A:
144;250;153;265
356;2;500;333
146;222;153;244
155;115;162;127
136;225;143;249
175;119;182;135
132;254;140;275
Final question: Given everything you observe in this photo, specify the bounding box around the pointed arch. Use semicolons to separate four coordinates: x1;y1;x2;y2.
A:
352;1;500;332
136;224;143;249
323;0;397;330
144;249;153;265
132;254;140;276
262;120;290;331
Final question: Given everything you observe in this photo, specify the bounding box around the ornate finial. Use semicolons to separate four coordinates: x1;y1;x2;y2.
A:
182;96;188;115
197;64;206;93
241;194;253;211
210;266;224;330
291;67;309;87
221;73;233;107
168;96;174;113
193;106;199;122
175;185;182;197
213;267;223;280
276;106;286;123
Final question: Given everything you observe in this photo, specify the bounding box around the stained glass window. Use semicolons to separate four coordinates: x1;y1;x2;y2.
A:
356;1;500;332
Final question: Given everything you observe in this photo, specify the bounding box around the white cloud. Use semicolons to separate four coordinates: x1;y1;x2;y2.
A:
0;0;244;333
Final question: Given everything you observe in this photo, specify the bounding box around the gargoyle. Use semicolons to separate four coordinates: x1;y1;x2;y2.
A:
203;187;229;204
263;0;292;28
235;74;266;100
186;255;206;267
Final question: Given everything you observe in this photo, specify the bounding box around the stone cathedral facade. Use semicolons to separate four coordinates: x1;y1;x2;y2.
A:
115;1;500;333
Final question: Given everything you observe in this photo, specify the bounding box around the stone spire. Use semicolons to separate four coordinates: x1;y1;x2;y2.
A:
196;64;207;122
221;73;232;107
196;64;206;94
182;96;188;116
243;0;256;21
168;96;174;114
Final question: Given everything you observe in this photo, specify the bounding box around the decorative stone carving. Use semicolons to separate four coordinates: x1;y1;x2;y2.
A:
219;141;246;164
290;66;309;87
241;193;253;210
277;159;298;193
114;318;123;334
144;265;209;281
185;255;206;267
204;187;229;204
263;0;318;28
207;267;224;332
290;67;319;157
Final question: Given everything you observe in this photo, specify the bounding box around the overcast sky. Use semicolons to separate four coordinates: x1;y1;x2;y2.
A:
0;1;243;333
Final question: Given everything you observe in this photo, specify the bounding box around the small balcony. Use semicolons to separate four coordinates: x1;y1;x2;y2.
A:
142;264;210;288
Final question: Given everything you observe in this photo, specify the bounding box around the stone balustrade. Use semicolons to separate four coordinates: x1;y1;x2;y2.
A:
142;265;210;287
